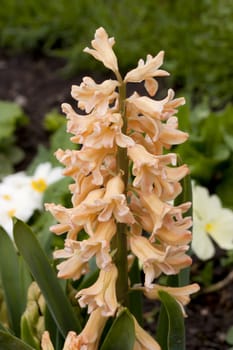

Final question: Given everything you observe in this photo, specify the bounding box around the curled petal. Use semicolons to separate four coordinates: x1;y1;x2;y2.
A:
75;308;108;349
76;264;119;316
128;115;161;142
94;175;135;224
71;77;119;114
84;27;119;73
138;191;171;234
127;93;164;119
124;51;169;97
45;203;81;238
133;315;161;350
142;283;200;316
129;234;168;285
160;116;189;145
56;253;89;280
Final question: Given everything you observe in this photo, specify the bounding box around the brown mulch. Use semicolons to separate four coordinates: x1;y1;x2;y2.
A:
1;51;233;350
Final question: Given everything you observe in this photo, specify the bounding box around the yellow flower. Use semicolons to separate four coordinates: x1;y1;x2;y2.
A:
77;264;119;316
142;283;200;316
124;51;169;97
71;77;119;114
84;27;119;74
132;314;161;350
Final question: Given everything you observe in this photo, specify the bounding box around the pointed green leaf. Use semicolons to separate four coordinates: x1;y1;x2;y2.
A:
100;308;135;350
157;291;185;350
44;305;64;350
13;219;82;338
0;330;35;350
156;303;169;350
0;227;23;336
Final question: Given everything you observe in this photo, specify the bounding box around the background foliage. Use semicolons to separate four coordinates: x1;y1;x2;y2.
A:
0;0;233;108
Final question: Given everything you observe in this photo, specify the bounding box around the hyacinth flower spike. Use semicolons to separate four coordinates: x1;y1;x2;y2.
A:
43;27;199;349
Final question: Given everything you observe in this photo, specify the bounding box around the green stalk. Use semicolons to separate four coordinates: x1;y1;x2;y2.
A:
114;77;129;306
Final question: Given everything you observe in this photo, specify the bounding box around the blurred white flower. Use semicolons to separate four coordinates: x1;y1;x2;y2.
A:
192;183;233;260
0;162;63;239
30;162;63;209
0;180;36;239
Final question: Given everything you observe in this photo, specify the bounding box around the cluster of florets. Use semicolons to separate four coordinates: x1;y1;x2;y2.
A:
44;27;199;350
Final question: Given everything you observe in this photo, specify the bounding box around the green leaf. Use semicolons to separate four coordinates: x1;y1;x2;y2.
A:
100;308;135;350
226;326;233;345
216;161;233;210
0;330;35;350
20;317;40;350
0;227;24;336
128;258;143;325
13;219;82;338
44;305;64;350
157;291;185;350
0;100;28;140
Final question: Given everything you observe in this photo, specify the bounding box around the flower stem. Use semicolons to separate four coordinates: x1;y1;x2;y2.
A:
114;78;129;306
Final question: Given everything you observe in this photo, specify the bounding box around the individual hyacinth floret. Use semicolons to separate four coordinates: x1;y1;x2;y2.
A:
44;27;199;350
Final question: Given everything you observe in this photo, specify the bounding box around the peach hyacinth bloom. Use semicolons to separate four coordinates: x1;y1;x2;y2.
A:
45;26;198;349
76;263;119;316
133;315;161;350
41;331;79;350
142;283;200;316
71;77;119;114
42;309;108;350
124;51;169;97
84;27;119;74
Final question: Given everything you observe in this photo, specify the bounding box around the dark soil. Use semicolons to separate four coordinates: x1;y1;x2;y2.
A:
1;52;233;350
